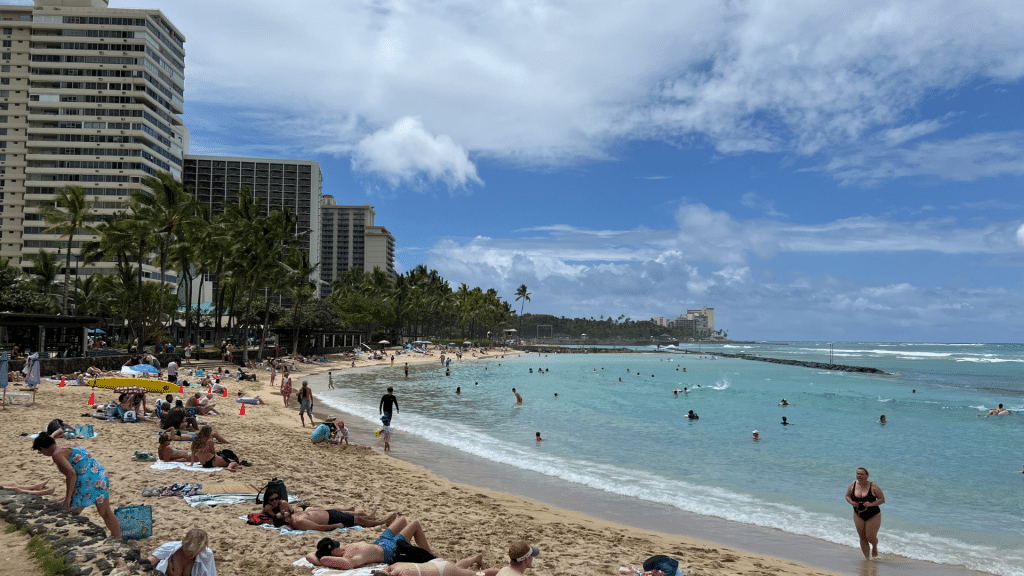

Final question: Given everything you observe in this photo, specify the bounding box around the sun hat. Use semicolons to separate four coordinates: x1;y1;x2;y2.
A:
643;555;681;576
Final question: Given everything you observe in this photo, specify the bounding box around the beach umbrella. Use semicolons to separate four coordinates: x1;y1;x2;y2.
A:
421;340;433;344
448;342;456;346
88;328;106;334
463;341;472;344
378;340;390;344
128;364;159;375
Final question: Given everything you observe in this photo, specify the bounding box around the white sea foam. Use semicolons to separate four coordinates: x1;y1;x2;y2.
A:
317;394;1023;576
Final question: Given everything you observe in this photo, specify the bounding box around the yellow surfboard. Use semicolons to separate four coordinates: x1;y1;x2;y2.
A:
89;377;178;394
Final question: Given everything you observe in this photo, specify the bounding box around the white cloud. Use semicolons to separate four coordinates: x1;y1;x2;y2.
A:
824;131;1024;185
351;117;482;190
740;192;786;217
420;205;1024;340
107;0;1024;183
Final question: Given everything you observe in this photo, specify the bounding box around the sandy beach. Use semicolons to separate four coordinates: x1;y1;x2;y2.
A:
1;348;850;576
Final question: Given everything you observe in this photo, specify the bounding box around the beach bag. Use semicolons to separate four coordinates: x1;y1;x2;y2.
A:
122;410;137;423
103;402;119;418
74;424;95;438
256;477;287;504
115;504;152;539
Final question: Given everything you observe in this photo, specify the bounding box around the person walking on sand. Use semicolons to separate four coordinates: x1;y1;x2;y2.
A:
404;363;409;377
32;434;121;538
183;343;192;365
380;386;399;423
281;370;293;407
496;542;539;576
846;467;886;560
299;381;314;427
512;388;522;404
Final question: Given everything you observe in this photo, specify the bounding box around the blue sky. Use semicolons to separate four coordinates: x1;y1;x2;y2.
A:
23;0;1024;342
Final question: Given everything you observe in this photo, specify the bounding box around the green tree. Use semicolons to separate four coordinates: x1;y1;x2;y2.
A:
27;249;61;313
0;259;49;313
134;173;199;332
515;284;531;343
40;185;96;315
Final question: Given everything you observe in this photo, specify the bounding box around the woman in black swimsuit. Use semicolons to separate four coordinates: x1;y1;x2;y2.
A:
845;467;886;560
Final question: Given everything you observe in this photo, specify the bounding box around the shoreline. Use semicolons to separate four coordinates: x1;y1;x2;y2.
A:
304;355;989;576
0;348;986;576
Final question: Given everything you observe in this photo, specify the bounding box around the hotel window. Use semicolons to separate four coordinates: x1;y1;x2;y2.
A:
2;29;10;35
1;41;8;48
1;53;9;61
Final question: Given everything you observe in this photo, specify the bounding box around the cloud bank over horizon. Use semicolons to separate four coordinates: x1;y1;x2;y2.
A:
423;203;1024;341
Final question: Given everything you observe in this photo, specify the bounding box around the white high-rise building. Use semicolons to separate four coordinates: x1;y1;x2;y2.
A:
320;196;395;298
0;0;186;284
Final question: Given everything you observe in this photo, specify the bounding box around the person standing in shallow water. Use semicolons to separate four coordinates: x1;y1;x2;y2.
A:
380;386;399;423
512;388;522;404
846;467;886;560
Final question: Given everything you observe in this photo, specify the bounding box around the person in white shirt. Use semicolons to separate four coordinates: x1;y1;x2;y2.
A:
147;528;217;576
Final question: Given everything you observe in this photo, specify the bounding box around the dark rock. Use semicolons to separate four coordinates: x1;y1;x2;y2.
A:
95;558;113;573
66;566;93;576
28;524;48;536
55;536;87;551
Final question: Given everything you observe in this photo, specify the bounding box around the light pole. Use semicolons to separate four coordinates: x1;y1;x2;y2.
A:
581;333;586;351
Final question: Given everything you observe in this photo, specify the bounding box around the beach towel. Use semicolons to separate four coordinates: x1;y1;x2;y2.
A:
22;352;40;387
184;490;295;508
150;461;224;472
292;556;384;576
242;517;363;536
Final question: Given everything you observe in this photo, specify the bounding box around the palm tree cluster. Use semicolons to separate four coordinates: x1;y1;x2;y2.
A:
329;264;514;344
515;313;708;342
10;174;315;354
9;172;522;352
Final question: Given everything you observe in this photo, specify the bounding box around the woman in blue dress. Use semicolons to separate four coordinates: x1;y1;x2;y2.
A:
32;434;120;538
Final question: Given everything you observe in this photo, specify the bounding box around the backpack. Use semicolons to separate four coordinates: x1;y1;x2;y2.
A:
122;410;138;423
256;477;287;504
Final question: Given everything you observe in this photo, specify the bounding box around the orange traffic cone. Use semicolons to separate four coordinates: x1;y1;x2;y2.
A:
59;377;66;387
178;383;184;394
222;387;228;398
87;392;95;406
239;403;246;416
207;386;212;394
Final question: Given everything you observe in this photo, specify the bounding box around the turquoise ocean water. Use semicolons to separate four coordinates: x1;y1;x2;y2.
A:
315;342;1023;576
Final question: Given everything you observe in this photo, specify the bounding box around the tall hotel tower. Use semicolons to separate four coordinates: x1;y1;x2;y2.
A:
0;0;186;283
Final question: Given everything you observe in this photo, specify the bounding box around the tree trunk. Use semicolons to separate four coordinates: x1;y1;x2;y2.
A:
61;231;75;315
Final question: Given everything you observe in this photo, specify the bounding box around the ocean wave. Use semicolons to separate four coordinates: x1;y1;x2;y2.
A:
317;394;1022;576
955;357;1024;363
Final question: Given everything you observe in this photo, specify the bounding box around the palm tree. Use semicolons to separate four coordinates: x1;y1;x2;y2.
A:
514;284;531;344
27;250;61;313
39;185;96;315
134;173;198;332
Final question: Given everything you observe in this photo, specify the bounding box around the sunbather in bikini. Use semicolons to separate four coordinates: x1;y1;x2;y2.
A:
263;493;396;530
306;516;436;570
157;433;191;462
372;555;499;576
